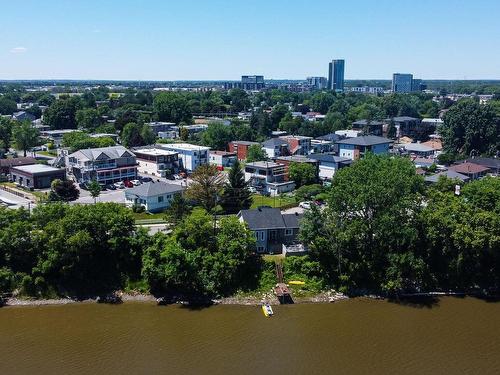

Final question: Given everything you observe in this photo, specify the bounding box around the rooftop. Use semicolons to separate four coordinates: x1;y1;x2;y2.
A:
309;153;352;164
245;161;283;169
210;150;236;156
12;164;62;174
275;155;318;163
404;143;435;153
160;143;210;151
125;181;183;197
352;119;385;126
133;147;178;157
230;140;259;146
0;157;36;168
262;138;289;147
336;135;393;146
238;207;302;230
425;170;470;183
449;162;490;174
69;145;134;161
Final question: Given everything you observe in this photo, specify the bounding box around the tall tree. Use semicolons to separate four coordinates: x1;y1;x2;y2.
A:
220;160;253;214
43;96;82;129
121;122;144;148
48;179;80;202
185;164;224;212
153;92;192;123
200;122;233;150
440;99;499;155
288;162;317;188
246;145;267;162
87;180;102;204
12;121;39;156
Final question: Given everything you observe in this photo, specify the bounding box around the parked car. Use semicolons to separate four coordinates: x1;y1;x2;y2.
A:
114;181;125;189
131;179;141;186
173;174;182;180
106;183;117;190
123;180;133;188
140;176;153;183
165;174;175;180
99;183;107;191
298;201;312;209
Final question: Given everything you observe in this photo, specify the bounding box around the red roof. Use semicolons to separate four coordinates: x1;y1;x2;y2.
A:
449;162;490;174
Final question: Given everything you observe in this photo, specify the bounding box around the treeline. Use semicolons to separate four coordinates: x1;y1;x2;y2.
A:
299;154;500;295
0;203;258;299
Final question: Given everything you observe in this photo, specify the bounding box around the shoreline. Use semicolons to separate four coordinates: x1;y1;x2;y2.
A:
3;290;489;308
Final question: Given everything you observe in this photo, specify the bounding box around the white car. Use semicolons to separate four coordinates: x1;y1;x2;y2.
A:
131;179;141;186
114;181;125;189
299;201;312;209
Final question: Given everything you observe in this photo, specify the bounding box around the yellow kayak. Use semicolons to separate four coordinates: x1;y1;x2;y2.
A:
289;280;305;285
261;304;274;317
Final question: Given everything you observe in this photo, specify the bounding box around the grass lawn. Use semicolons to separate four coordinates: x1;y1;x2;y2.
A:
250;193;296;209
37;150;57;157
132;211;167;221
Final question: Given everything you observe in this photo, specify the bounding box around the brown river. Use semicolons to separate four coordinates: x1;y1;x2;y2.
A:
1;297;500;374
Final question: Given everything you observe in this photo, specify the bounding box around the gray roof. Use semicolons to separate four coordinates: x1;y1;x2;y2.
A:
404;143;435;153
462;157;500;171
352;119;385;126
282;213;303;229
424;170;470;183
11;164;62;174
262;138;289;147
316;133;341;142
336;135;393;146
239;207;286;230
239;207;303;230
125;181;183;197
390;116;420;122
308;153;352;164
69;145;133;161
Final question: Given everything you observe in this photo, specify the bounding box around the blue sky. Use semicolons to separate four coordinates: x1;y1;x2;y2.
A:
1;0;499;80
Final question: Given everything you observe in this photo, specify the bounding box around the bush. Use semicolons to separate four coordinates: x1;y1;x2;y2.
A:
132;204;145;213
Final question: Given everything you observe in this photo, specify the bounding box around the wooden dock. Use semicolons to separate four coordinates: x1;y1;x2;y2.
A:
274;263;294;304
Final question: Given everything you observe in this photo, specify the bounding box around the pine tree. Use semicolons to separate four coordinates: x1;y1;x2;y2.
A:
220;160;253;214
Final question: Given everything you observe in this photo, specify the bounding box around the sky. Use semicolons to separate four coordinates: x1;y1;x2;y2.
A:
1;0;500;81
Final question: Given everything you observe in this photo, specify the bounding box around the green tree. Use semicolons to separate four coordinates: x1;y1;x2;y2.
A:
48;179;80;202
185;164;224;212
220;160;253;214
246;144;267;162
288;162;317;188
153;92;192;123
440;99;499;155
462;176;500;213
88;180;101;203
386;119;397;139
75;108;101;130
164;194;192;225
140;124;156;145
0;118;13;154
43;96;82;129
12;121;39;156
200;122;233;150
121;122;144;148
0;97;17;115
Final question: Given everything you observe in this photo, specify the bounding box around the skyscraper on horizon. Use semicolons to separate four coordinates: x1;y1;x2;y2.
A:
328;59;345;92
392;73;425;93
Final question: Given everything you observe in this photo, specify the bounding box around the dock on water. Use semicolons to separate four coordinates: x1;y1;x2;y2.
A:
274;263;294;304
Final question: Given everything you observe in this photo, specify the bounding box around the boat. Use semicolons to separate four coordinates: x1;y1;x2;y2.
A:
261;303;274;317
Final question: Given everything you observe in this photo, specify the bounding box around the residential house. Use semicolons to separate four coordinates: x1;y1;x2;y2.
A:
336;136;393;160
403;143;435;157
238;207;304;254
158;143;209;173
308;153;352;180
12;111;36;122
461;157;500;176
448;162;490;180
147;122;176;136
279;135;312;155
133;147;181;177
424;170;470;184
209;150;237;168
66;145;137;184
351;119;384;136
125;181;184;213
261;138;290;158
10;164;66;189
315;133;342;154
228;141;260;160
389;116;427;139
244;161;295;196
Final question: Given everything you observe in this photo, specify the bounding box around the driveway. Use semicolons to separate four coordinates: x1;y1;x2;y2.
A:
0;189;35;210
74;188;126;204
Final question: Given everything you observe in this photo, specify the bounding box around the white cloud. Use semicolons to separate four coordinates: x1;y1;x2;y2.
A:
10;46;27;54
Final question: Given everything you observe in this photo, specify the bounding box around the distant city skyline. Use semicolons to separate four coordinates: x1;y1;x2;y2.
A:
1;0;500;80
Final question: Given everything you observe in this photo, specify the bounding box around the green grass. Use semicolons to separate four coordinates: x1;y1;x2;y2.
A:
132;211;167;221
37;150;57;157
250;194;296;209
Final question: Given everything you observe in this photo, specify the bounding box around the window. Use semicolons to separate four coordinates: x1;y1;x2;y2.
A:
260;231;265;240
285;229;293;236
257;246;264;252
158;196;164;203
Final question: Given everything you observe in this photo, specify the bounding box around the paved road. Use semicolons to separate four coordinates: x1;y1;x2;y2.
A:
0;189;35;210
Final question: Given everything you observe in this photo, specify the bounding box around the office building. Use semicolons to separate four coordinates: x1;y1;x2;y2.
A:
158;143;209;172
328;59;345;92
241;75;265;90
306;77;328;90
392;73;425;93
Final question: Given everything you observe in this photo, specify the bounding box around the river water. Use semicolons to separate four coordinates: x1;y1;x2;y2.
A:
1;297;499;374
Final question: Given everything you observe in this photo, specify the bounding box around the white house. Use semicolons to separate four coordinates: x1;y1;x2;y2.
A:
158;143;209;172
125;181;184;213
261;138;289;158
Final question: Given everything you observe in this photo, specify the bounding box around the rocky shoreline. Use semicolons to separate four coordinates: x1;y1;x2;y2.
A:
1;289;350;307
